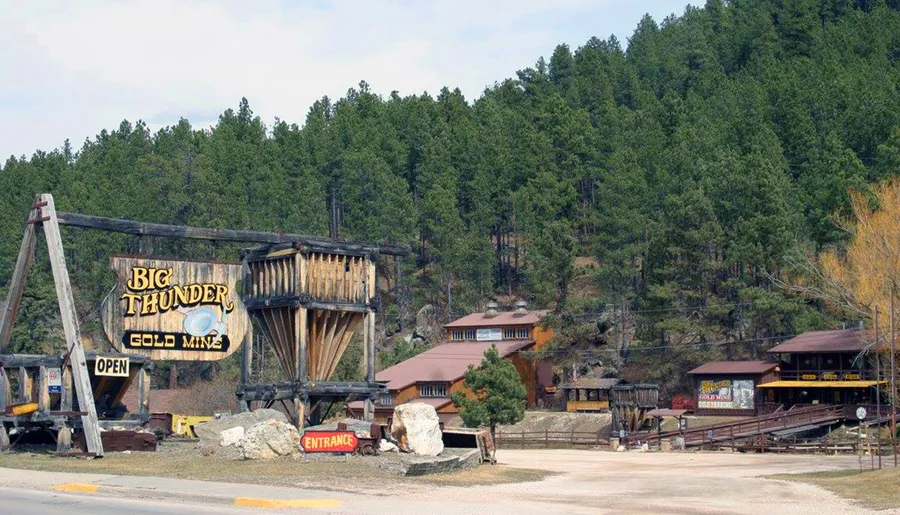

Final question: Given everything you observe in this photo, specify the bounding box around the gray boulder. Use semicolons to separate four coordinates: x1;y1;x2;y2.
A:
391;402;443;457
413;304;439;341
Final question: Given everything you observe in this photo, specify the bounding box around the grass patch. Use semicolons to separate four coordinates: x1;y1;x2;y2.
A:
0;443;550;493
771;467;900;510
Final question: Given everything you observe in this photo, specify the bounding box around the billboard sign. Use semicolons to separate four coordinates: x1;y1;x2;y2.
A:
698;378;754;410
102;256;249;361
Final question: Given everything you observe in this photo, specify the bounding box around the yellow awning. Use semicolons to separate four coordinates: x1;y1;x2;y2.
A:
757;380;885;388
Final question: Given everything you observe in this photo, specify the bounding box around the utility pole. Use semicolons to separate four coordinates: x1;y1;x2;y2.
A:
891;284;897;467
875;307;882;469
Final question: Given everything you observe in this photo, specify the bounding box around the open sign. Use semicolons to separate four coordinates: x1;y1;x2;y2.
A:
94;356;130;377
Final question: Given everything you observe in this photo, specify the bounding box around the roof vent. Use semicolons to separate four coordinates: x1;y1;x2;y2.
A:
484;302;499;318
513;300;528;317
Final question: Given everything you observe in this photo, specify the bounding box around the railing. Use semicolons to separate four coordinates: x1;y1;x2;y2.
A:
778;370;875;381
566;400;609;412
626;404;845;446
495;430;610;449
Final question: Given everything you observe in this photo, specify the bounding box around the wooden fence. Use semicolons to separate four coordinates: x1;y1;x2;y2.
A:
494;430;610;449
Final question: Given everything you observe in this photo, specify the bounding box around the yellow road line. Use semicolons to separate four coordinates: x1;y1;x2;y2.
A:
234;497;342;509
54;483;100;493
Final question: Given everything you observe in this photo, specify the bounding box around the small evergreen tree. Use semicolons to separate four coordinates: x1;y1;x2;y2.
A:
451;345;527;441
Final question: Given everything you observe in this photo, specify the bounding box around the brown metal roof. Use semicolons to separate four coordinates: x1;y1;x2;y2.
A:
766;328;869;354
560;378;621;390
444;310;550;328
688;360;778;375
377;340;534;390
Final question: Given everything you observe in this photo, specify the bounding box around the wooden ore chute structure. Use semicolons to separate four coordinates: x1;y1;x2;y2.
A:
611;384;659;434
238;241;400;428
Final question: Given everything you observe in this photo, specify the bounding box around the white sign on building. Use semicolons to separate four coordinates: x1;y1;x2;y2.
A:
476;328;503;341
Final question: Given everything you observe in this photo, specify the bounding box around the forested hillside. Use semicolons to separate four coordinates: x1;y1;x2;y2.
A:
2;1;899;395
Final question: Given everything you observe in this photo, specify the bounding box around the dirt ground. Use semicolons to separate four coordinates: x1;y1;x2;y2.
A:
425;449;885;515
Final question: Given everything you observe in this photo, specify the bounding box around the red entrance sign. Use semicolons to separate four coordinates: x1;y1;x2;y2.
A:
300;431;358;453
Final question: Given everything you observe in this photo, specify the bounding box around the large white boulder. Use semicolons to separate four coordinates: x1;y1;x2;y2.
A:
390;402;444;457
237;419;302;460
220;426;245;447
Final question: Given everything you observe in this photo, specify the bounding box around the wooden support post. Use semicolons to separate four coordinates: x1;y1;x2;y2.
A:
363;308;376;422
241;329;253;387
0;223;36;352
39;194;104;456
38;366;50;413
61;365;73;411
56;426;72;453
18;367;29;403
138;366;150;416
0;369;8;412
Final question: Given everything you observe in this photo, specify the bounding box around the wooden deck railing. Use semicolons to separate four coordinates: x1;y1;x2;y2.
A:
495;430;610;449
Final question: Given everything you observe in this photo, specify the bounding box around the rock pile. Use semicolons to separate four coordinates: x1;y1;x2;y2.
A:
195;409;295;460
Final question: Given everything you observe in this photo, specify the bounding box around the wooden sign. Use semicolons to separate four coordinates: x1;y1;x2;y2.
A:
94;356;130;377
101;256;249;361
300;431;359;453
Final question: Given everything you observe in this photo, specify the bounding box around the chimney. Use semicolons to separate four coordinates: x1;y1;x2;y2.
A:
484;301;499;318
513;300;528;317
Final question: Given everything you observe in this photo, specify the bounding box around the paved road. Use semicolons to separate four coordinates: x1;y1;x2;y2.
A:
2;488;289;515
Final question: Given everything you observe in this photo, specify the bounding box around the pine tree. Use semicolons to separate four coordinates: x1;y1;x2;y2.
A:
451;345;527;441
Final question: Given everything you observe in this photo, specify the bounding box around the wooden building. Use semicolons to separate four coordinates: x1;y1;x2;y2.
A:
347;304;553;425
561;378;620;412
688;361;780;416
759;328;882;409
689;329;886;416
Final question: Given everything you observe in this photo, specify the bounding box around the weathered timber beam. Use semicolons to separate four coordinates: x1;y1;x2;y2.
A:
0;353;148;368
57;211;410;256
236;381;387;401
305;301;372;313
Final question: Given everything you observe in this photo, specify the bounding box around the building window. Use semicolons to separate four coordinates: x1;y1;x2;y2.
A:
503;328;516;339
517;328;530;339
465;329;476;340
452;329;462;341
379;394;393;406
419;384;447;398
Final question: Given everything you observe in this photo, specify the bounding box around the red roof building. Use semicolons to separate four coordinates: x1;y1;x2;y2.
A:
347;307;553;425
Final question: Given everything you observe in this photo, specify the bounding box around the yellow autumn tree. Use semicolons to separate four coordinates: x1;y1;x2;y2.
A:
819;179;900;326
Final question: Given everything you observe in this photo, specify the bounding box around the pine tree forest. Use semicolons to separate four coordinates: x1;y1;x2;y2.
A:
2;1;900;398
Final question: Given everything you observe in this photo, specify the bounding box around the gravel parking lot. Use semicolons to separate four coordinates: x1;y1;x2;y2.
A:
410;449;887;515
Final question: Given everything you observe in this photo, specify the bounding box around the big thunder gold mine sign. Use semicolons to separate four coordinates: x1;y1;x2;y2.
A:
101;256;249;361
